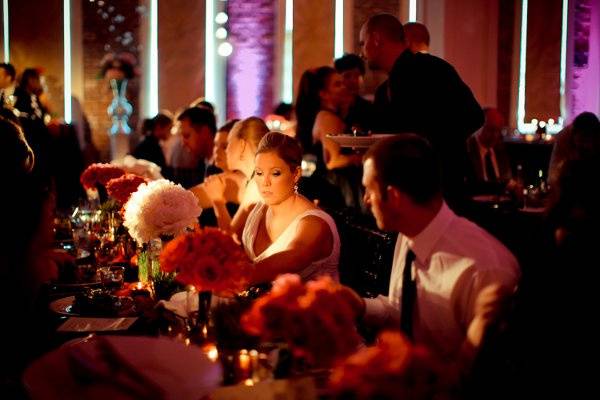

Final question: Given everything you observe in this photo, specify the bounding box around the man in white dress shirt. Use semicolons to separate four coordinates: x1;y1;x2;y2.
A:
353;134;520;361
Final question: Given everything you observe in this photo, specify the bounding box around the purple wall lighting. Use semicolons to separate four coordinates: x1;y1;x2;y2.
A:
568;0;600;119
226;0;275;119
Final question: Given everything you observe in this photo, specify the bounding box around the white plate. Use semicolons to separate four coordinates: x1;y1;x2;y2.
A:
471;194;512;203
326;133;397;148
23;335;222;400
50;296;78;316
49;295;136;317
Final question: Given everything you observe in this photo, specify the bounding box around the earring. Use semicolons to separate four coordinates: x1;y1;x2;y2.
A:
294;183;299;194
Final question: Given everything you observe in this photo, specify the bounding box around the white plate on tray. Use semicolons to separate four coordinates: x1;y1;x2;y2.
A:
326;133;396;148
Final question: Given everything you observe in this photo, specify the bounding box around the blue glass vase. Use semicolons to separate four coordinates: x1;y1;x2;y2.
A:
107;78;132;160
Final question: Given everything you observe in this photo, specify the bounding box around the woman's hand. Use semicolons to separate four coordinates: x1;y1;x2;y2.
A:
204;174;227;204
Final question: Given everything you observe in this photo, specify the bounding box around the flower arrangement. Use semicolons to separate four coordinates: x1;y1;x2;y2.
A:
80;163;126;190
329;331;447;400
111;155;163;181
106;173;147;205
160;227;253;295
123;179;201;244
100;52;137;81
241;274;361;368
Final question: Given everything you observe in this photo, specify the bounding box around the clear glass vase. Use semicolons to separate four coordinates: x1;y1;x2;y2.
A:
138;238;162;284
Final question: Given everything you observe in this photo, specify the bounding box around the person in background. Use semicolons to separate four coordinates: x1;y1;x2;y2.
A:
14;68;48;123
191;117;269;233
547;111;600;187
0;63;17;110
403;22;430;53
169;106;216;188
205;119;239;177
295;66;363;209
465;107;515;195
131;112;173;170
334;53;374;134
360;14;483;212
13;68;53;182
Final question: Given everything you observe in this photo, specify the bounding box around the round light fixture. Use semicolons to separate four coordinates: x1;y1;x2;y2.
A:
215;27;228;39
215;12;228;24
217;42;233;57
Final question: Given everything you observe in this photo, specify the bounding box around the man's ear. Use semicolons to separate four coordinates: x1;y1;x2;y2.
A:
386;184;403;204
372;31;381;47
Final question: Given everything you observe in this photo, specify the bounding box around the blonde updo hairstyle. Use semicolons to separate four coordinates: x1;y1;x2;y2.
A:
255;131;303;173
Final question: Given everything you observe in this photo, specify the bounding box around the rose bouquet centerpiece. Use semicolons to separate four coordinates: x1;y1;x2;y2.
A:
106;173;148;205
160;228;253;343
241;274;362;369
80;163;126;202
329;331;448;400
123;179;202;283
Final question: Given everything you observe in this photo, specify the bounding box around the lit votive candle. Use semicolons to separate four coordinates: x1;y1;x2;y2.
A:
203;343;219;362
239;349;250;371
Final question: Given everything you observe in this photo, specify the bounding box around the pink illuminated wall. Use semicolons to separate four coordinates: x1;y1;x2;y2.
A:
567;0;600;120
226;0;276;119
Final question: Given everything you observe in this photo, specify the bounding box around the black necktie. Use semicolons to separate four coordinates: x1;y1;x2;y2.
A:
484;150;497;182
400;249;416;340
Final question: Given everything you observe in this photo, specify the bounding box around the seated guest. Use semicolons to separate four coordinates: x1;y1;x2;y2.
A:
205;119;239;177
465;107;514;194
334;53;374;134
191;117;269;233
548;111;600;187
0;117;57;388
131;112;173;170
242;132;340;284
403;22;430;53
346;134;519;360
171;106;216;188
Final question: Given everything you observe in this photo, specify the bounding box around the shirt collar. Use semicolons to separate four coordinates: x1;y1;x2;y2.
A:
406;202;455;264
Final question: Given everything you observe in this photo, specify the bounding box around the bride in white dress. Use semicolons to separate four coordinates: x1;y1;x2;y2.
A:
241;132;340;284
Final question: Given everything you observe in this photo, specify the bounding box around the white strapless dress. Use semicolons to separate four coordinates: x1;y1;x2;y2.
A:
242;203;340;282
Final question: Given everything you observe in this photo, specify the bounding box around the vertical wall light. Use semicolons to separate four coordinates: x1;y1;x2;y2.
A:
517;0;568;134
2;0;8;62
205;0;216;102
408;0;417;22
334;0;344;59
281;0;293;104
147;0;158;117
205;0;227;125
516;0;529;133
63;0;71;123
559;0;568;117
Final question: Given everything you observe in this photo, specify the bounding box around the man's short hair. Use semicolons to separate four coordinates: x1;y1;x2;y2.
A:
0;63;16;81
403;22;430;46
177;106;216;135
365;134;441;204
334;53;366;75
364;13;405;43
